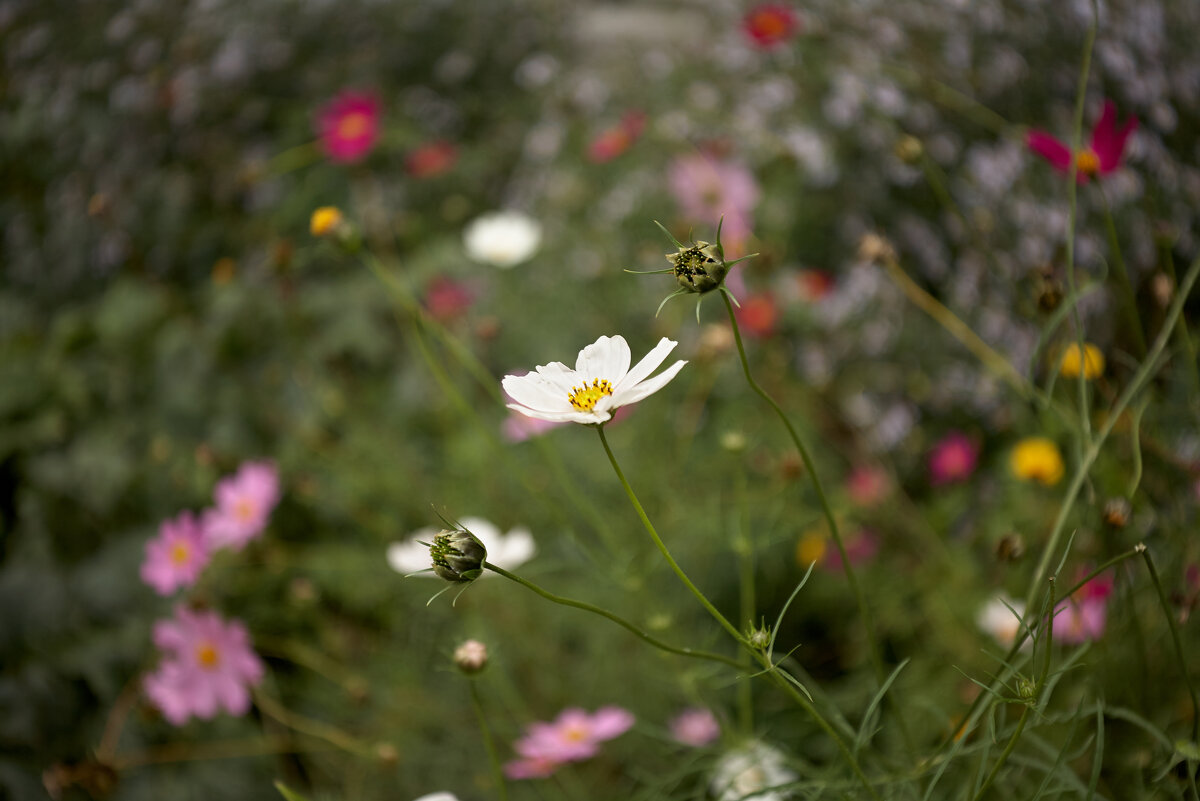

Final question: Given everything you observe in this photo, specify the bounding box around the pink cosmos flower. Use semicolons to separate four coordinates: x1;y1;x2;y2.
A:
846;465;891;508
733;292;779;338
140;511;211;596
587;110;646;163
316;91;382;164
928;431;980;487
406;140;458;178
823;528;879;573
1052;571;1113;644
1027;100;1137;182
504;706;635;779
502;410;567;443
144;606;264;726
743;4;800;49
667;152;760;251
670;707;721;747
202;461;280;551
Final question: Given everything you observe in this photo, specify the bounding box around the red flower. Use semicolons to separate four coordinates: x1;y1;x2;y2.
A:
734;292;779;338
316;91;381;164
1026;100;1136;182
586;111;646;163
423;275;474;322
742;4;800;49
406;140;457;178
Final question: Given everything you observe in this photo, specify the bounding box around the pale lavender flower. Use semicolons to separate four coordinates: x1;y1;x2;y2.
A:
203;461;280;550
144;606;264;726
667;152;759;249
670;707;721;747
140;511;211;596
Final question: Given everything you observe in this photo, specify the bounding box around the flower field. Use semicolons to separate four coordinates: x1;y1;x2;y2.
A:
2;1;1200;799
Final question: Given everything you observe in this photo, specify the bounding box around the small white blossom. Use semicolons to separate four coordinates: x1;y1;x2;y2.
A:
710;741;797;801
463;211;542;268
387;517;535;578
502;335;686;426
977;594;1027;649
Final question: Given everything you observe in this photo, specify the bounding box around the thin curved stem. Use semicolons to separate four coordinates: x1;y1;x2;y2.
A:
1141;547;1200;743
469;680;509;801
971;706;1031;801
720;292;883;682
595;425;747;645
484;562;743;669
1099;189;1147;357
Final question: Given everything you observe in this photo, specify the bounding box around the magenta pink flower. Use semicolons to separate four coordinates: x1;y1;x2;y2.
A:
203;461;280;551
670;707;721;747
667;152;760;250
504;706;635;779
316;91;382;164
1052;571;1113;644
928;432;980;487
423;276;474;322
1027;100;1136;182
742;4;801;49
846;465;891;508
140;511;211;596
144;606;264;726
502;410;566;443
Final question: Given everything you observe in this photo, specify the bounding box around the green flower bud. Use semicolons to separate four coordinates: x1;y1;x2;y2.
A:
667;239;728;294
1017;677;1037;702
430;529;486;582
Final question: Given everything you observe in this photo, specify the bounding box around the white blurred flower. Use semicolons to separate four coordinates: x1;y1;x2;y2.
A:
413;794;458;801
464;211;542;268
977;594;1027;649
387;517;535;577
710;741;797;801
502;335;686;426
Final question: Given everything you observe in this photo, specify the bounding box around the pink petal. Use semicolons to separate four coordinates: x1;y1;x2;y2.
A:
589;706;635;740
1090;101;1136;173
1026;130;1073;172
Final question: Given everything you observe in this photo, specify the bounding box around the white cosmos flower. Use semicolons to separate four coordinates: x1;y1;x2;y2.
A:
387;517;535;577
710;741;798;801
502;335;687;425
463;210;542;268
412;794;458;801
977;594;1028;649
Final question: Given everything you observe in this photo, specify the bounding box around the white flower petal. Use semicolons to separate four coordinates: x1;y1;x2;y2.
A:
460;517;501;548
505;404;610;425
575;335;631;383
611;358;687;407
492;527;536;568
387;539;432;574
502;372;575;413
612;337;678;394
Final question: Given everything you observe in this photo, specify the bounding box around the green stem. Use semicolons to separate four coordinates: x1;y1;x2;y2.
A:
1024;252;1200;612
735;468;756;737
971;706;1031;801
595;426;747;645
483;562;743;669
1099;190;1148;356
720;291;882;680
1140;546;1200;743
1161;247;1200;398
469;680;509;801
1063;10;1098;443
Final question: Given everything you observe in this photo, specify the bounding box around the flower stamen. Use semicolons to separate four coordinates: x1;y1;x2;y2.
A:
1075;148;1100;175
567;378;613;411
196;641;221;670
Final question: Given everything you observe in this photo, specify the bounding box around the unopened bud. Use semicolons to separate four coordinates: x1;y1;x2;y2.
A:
667;240;728;294
894;135;923;164
857;233;896;264
995;533;1026;562
746;624;771;650
375;742;399;766
1017;677;1037;702
1102;497;1131;528
430;529;487;582
453;639;489;674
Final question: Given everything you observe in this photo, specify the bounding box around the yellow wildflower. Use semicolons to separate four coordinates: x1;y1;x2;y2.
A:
795;529;828;567
1059;342;1105;380
1010;437;1064;486
310;206;344;237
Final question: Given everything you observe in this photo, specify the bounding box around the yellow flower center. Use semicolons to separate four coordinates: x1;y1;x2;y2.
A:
234;499;255;522
336;112;370;140
751;9;788;38
310;206;343;237
567;378;613;412
169;542;191;565
1075;149;1100;176
196;641;221;670
1010;438;1064;486
563;724;589;742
